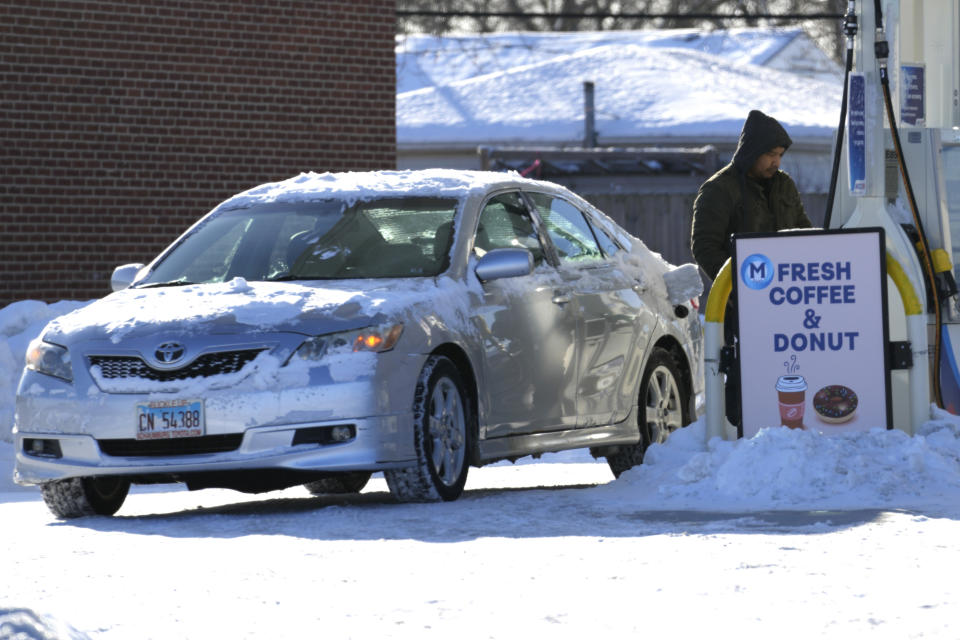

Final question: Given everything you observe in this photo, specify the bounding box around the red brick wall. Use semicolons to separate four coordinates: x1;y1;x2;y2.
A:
1;1;396;304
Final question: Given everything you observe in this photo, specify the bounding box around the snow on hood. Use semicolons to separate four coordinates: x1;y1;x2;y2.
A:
42;278;441;344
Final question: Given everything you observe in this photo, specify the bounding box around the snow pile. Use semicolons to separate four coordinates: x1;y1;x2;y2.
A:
662;263;704;305
0;608;89;640
597;408;960;511
0;300;90;441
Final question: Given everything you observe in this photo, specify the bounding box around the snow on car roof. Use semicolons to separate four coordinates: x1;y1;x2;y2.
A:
37;169;673;351
216;169;557;210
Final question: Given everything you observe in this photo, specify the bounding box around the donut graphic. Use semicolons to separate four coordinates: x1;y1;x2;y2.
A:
813;385;858;424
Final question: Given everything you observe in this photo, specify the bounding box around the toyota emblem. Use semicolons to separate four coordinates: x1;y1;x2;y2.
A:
155;342;185;364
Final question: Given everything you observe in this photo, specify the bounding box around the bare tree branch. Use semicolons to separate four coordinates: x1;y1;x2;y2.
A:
396;0;846;63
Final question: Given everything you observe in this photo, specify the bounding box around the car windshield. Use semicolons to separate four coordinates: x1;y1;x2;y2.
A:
137;197;460;285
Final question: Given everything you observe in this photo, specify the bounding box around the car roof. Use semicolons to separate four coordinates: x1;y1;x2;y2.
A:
214;169;565;211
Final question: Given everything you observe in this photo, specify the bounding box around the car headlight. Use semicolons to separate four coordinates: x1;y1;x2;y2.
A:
291;323;404;362
25;337;73;382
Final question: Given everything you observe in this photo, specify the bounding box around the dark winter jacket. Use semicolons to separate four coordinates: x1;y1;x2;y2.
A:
690;110;812;280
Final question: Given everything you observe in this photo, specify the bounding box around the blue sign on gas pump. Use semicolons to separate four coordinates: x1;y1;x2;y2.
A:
901;65;925;126
848;73;867;195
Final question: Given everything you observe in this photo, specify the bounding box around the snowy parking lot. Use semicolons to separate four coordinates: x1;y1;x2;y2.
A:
4;415;960;639
5;302;960;638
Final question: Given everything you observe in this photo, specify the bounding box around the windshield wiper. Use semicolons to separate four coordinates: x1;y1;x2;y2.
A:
136;278;198;289
265;274;339;282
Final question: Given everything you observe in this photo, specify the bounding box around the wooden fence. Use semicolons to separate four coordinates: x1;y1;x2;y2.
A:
580;189;829;274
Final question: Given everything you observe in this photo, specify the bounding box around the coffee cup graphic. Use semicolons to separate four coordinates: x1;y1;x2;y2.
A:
776;375;807;429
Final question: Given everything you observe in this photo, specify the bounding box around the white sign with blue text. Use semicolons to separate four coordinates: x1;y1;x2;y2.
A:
734;229;890;439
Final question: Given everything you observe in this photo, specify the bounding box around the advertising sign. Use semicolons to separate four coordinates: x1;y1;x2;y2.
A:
847;73;867;196
900;64;926;126
733;229;891;438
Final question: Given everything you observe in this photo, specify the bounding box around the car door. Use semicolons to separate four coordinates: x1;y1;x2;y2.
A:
525;192;657;428
469;191;580;438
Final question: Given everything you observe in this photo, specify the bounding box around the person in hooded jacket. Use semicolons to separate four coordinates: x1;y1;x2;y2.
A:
691;110;813;280
691;110;813;427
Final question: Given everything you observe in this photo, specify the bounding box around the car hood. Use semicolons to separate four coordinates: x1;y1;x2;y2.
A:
42;277;439;344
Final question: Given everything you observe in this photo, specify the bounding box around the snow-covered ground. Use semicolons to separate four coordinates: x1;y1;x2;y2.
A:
5;300;960;638
4;448;960;639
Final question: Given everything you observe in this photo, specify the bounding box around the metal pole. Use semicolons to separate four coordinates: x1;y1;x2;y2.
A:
583;81;597;148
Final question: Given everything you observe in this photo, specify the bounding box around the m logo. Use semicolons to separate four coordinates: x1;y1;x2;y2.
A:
741;253;774;290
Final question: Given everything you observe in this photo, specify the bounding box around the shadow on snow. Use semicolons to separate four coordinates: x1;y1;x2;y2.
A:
47;481;928;541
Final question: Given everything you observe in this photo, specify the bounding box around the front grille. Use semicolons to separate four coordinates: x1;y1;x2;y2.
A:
98;434;244;457
89;349;264;382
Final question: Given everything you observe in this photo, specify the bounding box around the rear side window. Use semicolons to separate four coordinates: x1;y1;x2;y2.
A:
527;193;602;263
588;219;621;258
475;192;545;266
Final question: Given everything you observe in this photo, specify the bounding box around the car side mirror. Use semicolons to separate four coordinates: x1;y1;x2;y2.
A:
110;263;145;291
474;248;533;282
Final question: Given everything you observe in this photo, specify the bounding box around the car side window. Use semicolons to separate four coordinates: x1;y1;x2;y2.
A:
475;192;545;266
527;193;602;263
588;218;621;258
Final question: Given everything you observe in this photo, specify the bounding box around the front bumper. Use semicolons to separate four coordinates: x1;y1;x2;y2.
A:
13;413;416;486
13;356;421;486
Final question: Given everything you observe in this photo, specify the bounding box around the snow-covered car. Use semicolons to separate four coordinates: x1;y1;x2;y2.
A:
13;169;704;518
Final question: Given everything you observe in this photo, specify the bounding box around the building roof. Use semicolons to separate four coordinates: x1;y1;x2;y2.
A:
396;28;843;150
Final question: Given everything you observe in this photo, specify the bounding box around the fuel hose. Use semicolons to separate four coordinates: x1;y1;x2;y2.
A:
823;1;857;230
872;0;944;408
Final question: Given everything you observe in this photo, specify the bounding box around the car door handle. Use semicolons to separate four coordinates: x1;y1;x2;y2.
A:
552;292;571;305
632;283;647;294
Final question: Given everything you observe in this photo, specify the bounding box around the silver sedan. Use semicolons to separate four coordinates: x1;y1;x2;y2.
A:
14;169;704;517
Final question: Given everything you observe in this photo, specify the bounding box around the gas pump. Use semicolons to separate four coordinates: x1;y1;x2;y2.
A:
827;0;960;424
704;0;960;440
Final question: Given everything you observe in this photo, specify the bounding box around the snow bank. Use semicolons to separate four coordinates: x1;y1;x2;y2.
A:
594;408;960;512
0;300;91;442
0;608;89;640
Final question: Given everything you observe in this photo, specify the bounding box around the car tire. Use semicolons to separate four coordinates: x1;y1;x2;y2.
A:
303;471;372;495
606;346;689;478
41;476;131;519
385;355;471;503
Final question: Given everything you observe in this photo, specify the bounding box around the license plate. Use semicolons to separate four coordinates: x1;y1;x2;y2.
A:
136;399;205;440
